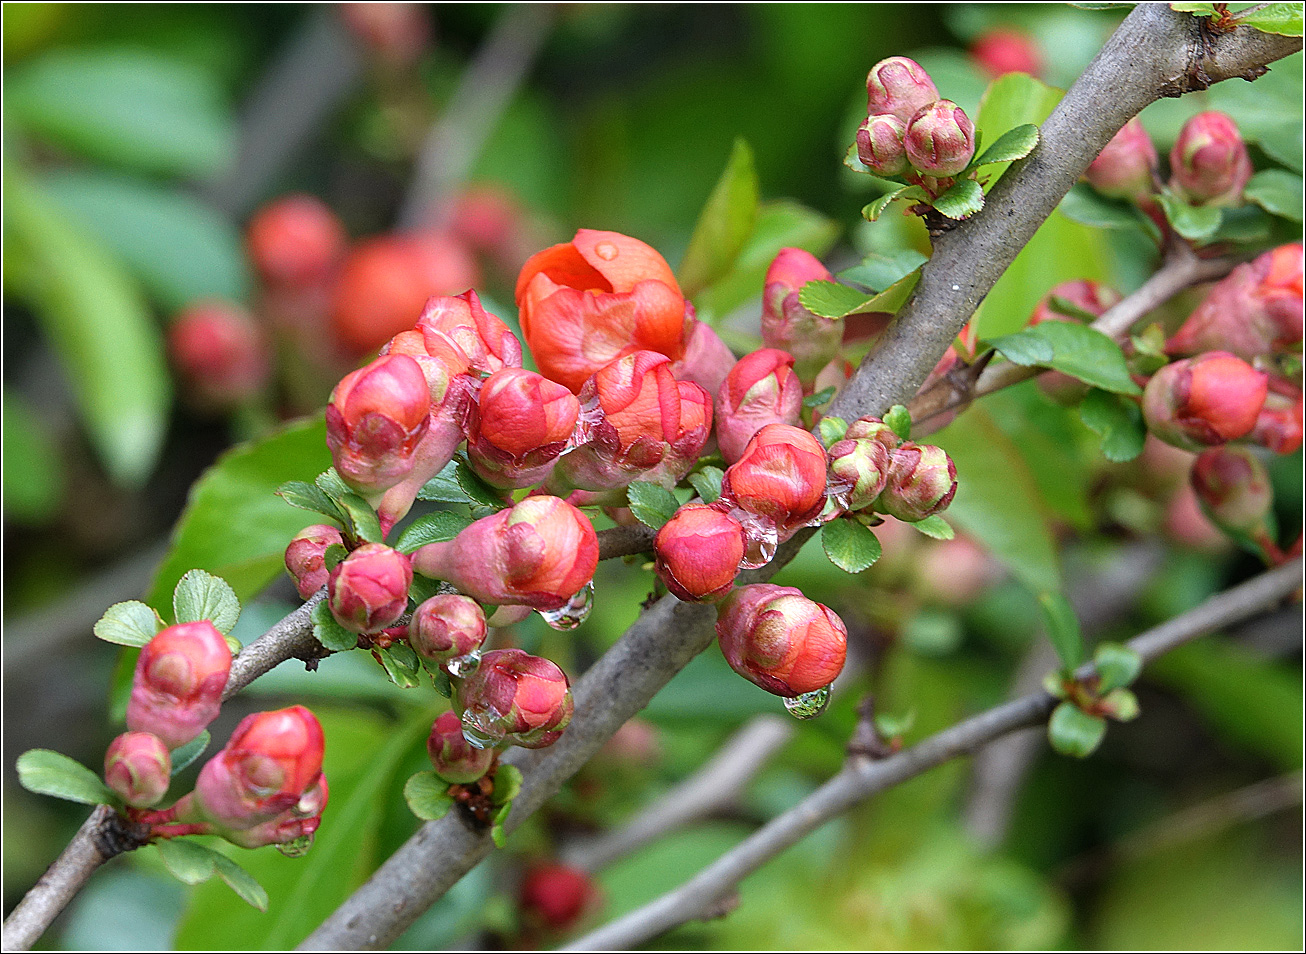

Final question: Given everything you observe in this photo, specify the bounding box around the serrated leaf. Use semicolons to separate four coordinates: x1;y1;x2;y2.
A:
1235;2;1303;35
333;492;384;546
453;459;508;511
1038;591;1085;669
1244;169;1303;221
417;460;470;503
314;468;353;501
94;600;163;647
678;138;759;298
374;646;422;689
404;770;455;821
211;853;269;911
16;749;117;806
276;481;345;524
169;731;211;776
799;269;920;320
803;386;837;409
1079;388;1146;462
1095;642;1144;692
627;481;680;530
1059;184;1161;242
1156;190;1222;241
158;838;218;885
492;764;524;806
310;600;358;653
933;178;986;220
911;515;955;540
395;511;474;553
687;466;724;505
972;123;1039;167
988;322;1141;395
816;417;849;449
884;404;912;440
975;73;1062;184
821;518;883;573
837;248;929;293
1048;701;1107;757
173;569;240;634
322;544;347;573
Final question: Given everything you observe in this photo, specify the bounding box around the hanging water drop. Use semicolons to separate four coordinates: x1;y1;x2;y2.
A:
783;686;831;720
730;507;779;570
445;650;482;679
539;582;594;630
460;706;507;749
276;833;315;858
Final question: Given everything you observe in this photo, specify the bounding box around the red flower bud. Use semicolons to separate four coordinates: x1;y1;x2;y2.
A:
246;194;346;289
1190;446;1274;537
843;415;902;448
654;504;746;602
413;290;523;378
340;2;430;67
219;772;327;850
670;319;736;396
877;442;958;521
1142;352;1269;451
970;28;1042;79
904;100;976;177
285;524;346;600
866;56;939;124
327;543;413;634
426;711;494;783
520;862;599;931
826;436;892;512
467;368;580;488
1250;376;1303;455
168;302;272;411
454;649;573;749
195;706;326;831
104;732;171;808
1170;111;1253;207
413;496;598;612
719;423;829;545
1083;118;1158;203
716;584;848;697
516;229;689;392
325;353;432;499
761;248;842;386
127;621;232;750
856;114;909;176
715;348;804;463
408;594;488;665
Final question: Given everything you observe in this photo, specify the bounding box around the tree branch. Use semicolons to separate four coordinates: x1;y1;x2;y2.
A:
565;559;1303;951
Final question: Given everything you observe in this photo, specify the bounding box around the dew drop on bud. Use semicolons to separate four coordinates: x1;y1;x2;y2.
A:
445;650;482;679
276;834;315;858
729;507;779;570
539;581;594;631
595;241;618;261
460;707;507;749
783;686;831;720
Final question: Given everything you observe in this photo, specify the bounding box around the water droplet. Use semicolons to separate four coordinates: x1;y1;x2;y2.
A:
276;834;314;858
539;582;594;630
727;507;779;569
783;686;831;720
460;714;504;750
445;650;482;679
594;241;618;261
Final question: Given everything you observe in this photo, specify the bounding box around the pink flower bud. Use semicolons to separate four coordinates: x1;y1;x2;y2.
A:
246;194;346;289
104;732;171;808
1142;352;1269;451
414;290;523;378
866;56;939;123
643;379;714;488
826;436;892;512
408;594;487;664
1170;111;1253;207
285;524;346;600
761;248;842;387
715;348;803;463
654;504;746;602
670;319;736;396
1084;118;1159;203
904;100;976;177
844;415;902;448
127;622;232;750
220;774;327;849
520;862;599;931
426;711;494;783
1167;244;1304;361
327;543;413;634
856;114;909;176
970;28;1042;79
719;423;829;542
716;584;848;697
1250;376;1303;455
1190;446;1274;537
877;442;958;521
455;649;573;749
168;302;272;411
413;496;598;612
1029;280;1122;325
340;2;430;67
467;368;580;488
194;706;326;831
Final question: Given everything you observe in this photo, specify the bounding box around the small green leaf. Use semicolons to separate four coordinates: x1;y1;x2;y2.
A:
798;280;873;319
972;124;1039;167
862;185;929;221
1208;204;1273;243
678;138;759;298
1169;2;1219;16
432;668;454;699
1101;687;1141;722
1039;591;1085;669
173;569;240;634
627;481;680;530
395;511;474;553
687;467;724;505
932;178;985;220
491;803;512;848
322;544;347;573
988;322;1141;395
884;404;912;440
453;459;508;512
157;838;217;885
314;468;354;502
387;641;421;675
1079;388;1146;462
418;460;470;504
1048;701;1107;757
404;770;455;821
816;416;849;449
1155;190;1222;242
169;731;211;776
333;492;384;546
1043;672;1069;699
1046;296;1101;323
491;764;524;806
873;709;916;739
803;386;838;409
211;853;270;911
1094;642;1144;692
911;515;955;540
1059;183;1162;242
1235;2;1303;35
310;600;358;653
821;518;883;573
94;600;163;647
1244;169;1304;222
16;749;117;806
838;248;929;293
276;481;345;525
374;646;422;689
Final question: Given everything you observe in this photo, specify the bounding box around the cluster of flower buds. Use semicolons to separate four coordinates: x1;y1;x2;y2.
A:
856;57;975;185
828;417;957;521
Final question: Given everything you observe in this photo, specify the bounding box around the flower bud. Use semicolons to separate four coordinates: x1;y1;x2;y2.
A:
866;56;939;123
408;594;488;665
643;379;714;488
716;584;848;697
761;248;842;387
327;543;413;634
877;442;958;521
455;649;573;749
194;706;326;831
413;496;598;612
1190;446;1274;537
520;862;599;931
843;415;901;449
719;423;829;543
1083;117;1158;202
168;301;272;411
104;732;172;808
1142;352;1269;451
414;290;522;378
426;711;495;783
826;436;892;512
856;114;909;176
654;504;746;602
449;184;537;275
1250;376;1303;455
970;28;1042;78
669;319;736;396
516;229;688;392
127;621;232;750
246;194;346;289
284;524;346;600
219;775;327;850
467;368;580;488
1029;280;1122;326
904;100;976;177
340;2;430;68
1170;111;1253;207
715;348;803;463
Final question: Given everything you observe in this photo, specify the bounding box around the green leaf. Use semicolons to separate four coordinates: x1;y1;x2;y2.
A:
1047;701;1107;757
94;600;164;647
972;123;1039;167
41;170;251;310
211;854;270;912
816;416;849;449
687;466;724;505
147;416;332;614
395;511;474;553
1207;204;1272;244
862;185;928;222
322;544;347;573
492;764;524;806
1101;687;1140;721
1079;388;1147;462
802;386;837;409
453;459;509;512
1059;183;1162;241
678;138;760;298
627;481;681;530
404;770;455;821
884;404;912;440
158;838;218;885
169;731;211;776
1155;190;1222;242
5;49;235;178
16;749;117;806
1244;169;1304;221
4;169;170;488
2;388;65;523
1169;2;1219;14
911;515;955;540
821;518;883;573
799;269;920;320
1038;591;1085;669
1094;642;1143;691
374;646;422;689
1235;2;1303;35
417;460;471;504
837;248;929;293
310;600;358;653
275;481;346;525
173;569;241;634
331;490;384;546
987;322;1141;395
933;178;986;220
491;803;512;848
975;73;1062;183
